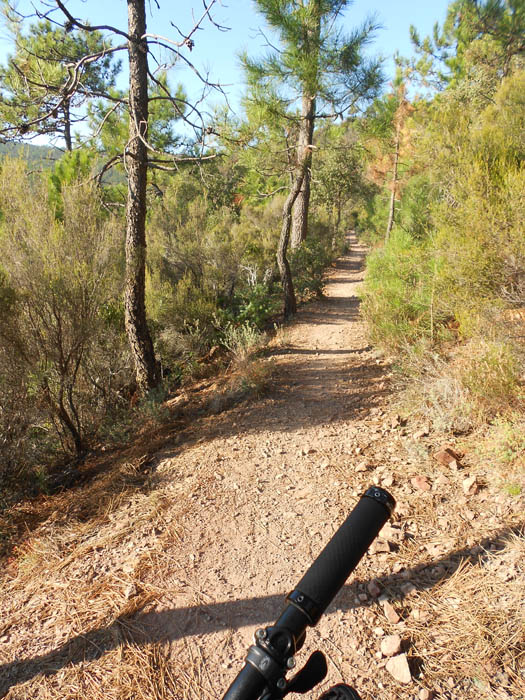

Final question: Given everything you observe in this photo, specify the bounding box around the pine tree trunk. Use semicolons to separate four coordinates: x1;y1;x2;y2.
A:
277;161;307;319
385;123;400;243
125;0;159;394
290;95;315;249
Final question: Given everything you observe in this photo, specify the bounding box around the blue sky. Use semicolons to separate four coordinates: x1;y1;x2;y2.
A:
0;1;452;134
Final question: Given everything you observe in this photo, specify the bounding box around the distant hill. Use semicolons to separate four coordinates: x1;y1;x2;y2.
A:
0;141;63;168
0;142;124;184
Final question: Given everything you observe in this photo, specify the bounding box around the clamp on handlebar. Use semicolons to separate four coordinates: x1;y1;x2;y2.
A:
246;624;329;699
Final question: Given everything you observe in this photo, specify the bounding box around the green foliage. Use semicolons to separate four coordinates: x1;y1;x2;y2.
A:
407;0;525;89
361;229;441;348
221;322;267;364
396;174;433;241
0;9;120;146
0;159;129;466
243;0;382;112
290;230;333;299
312;121;373;233
364;65;525;347
48;149;96;219
88;73;187;160
460;340;522;409
363;1;525;425
228;284;282;328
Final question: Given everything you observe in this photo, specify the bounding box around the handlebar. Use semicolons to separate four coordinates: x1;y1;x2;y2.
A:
222;486;395;700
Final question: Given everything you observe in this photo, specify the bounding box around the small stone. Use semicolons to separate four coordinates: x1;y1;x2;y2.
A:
373;626;385;637
413;425;430;439
463;475;479;495
411;475;431;491
419;689;433;700
355;460;368;472
385;653;412;684
367;580;381;597
434;474;450;487
400;582;417;596
358;592;368;602
381;634;402;657
381;524;401;539
434;446;462;466
382;601;401;624
369;539;392;554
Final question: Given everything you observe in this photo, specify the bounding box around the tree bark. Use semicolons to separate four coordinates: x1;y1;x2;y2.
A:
385;123;400;243
125;0;159;394
63;98;72;151
290;0;321;250
290;97;315;249
277;162;307;319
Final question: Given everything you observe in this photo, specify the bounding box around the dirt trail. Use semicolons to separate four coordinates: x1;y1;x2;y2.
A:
1;236;523;700
147;235;404;697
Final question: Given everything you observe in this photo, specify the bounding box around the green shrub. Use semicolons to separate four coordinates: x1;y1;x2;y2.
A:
0;159;129;466
221;322;267;364
361;229;446;348
460;340;522;411
290;233;333;299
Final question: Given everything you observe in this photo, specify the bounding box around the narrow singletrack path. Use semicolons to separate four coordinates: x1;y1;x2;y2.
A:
144;235;404;697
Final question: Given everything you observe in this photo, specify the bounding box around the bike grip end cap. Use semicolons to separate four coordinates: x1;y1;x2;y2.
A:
362;486;395;516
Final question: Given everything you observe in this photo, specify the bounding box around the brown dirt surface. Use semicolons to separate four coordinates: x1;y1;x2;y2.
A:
0;237;523;700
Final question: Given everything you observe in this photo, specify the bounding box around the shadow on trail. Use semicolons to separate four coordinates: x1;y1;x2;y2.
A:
1;524;522;696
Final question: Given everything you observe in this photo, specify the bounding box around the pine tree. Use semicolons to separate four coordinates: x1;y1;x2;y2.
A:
243;0;382;248
243;0;382;316
0;4;119;149
0;0;224;394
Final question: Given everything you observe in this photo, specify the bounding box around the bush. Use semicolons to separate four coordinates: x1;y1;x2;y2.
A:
221;322;267;365
0;159;129;469
290;232;333;299
361;229;447;349
459;340;522;413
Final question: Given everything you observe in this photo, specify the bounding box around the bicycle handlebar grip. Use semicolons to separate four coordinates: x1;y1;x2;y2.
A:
293;487;394;624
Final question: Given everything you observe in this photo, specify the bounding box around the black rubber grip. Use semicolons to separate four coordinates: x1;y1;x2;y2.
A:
294;488;394;622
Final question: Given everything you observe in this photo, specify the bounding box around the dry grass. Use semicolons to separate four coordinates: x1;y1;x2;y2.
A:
4;640;181;700
397;336;524;435
406;533;525;699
